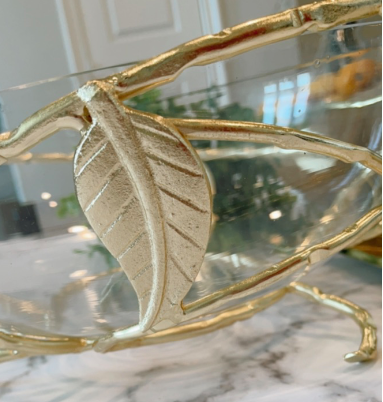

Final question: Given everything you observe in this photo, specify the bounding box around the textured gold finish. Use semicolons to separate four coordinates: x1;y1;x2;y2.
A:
4;118;380;345
75;82;212;332
0;0;380;163
0;92;83;163
96;280;379;362
0;280;377;363
0;0;381;362
104;289;289;350
95;204;381;352
104;0;382;100
174;119;382;174
289;282;377;362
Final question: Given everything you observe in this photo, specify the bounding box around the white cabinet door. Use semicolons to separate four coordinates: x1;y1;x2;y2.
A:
59;0;226;101
61;0;206;69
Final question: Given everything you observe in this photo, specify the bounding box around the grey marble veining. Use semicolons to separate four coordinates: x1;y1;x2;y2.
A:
0;254;381;402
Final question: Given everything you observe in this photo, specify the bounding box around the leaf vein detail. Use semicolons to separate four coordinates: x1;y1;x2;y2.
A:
84;163;123;212
159;185;209;213
146;151;203;178
133;121;179;143
75;140;108;179
117;231;146;260
74;120;97;169
139;290;151;301
132;263;153;281
167;220;204;250
99;195;136;239
170;256;193;283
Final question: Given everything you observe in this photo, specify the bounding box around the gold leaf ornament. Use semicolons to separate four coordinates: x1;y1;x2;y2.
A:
74;82;212;331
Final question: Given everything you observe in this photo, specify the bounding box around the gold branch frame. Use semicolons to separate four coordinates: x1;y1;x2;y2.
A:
0;0;381;363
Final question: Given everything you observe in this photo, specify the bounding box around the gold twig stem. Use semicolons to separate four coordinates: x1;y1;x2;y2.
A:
171;119;382;175
181;206;381;318
289;282;378;362
105;288;288;351
0;1;381;162
106;0;381;99
2;281;376;363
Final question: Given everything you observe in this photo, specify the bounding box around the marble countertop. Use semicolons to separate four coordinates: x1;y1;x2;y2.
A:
0;254;381;402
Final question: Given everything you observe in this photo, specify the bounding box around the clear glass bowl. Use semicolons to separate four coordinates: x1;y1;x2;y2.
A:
0;22;381;340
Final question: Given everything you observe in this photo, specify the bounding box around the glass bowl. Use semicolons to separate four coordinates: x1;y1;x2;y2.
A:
0;21;381;356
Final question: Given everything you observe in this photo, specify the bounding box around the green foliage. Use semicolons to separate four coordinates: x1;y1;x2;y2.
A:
126;88;166;115
205;156;302;254
342;248;382;267
125;86;223;119
56;194;82;218
217;103;255;122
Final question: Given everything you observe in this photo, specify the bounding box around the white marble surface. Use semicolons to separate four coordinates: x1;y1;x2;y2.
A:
0;254;381;402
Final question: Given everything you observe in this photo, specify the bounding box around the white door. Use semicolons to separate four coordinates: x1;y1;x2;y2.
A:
60;0;211;69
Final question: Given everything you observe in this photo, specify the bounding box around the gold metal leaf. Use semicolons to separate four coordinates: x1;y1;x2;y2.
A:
0;0;381;362
74;82;212;331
